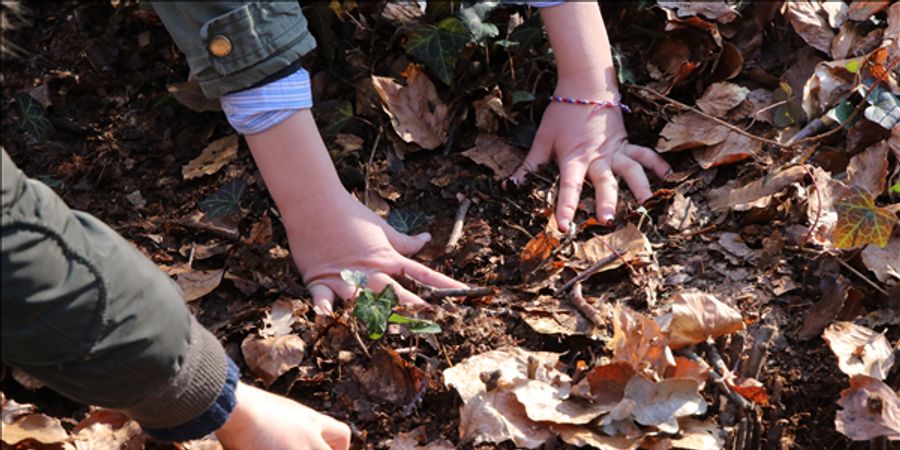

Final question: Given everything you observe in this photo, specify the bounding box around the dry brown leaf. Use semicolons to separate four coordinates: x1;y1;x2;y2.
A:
182;134;239;180
513;380;610;425
624;376;708;433
381;1;425;23
806;167;849;246
823;322;895;379
696;82;750;117
728;88;776;123
861;238;900;284
372;64;448;150
848;0;891;22
572;223;653;272
802;57;863;119
656;112;730;153
571;361;636;406
443;347;563;403
11;367;45;391
692;129;763;169
644;418;725;450
180;436;224;450
659;292;745;350
729;378;770;406
520;295;609;339
798;277;849;340
835;375;900;441
717;232;755;261
611;304;673;378
241;334;306;386
473;86;514;133
657;1;738;23
71;409;146;450
832;22;883;60
551;424;641;450
459;389;552;448
353;348;424;407
848;141;889;196
389;426;454;450
668;356;710;389
176;267;224;302
1;393;70;447
332;133;364;154
665;192;698;231
462;134;525;179
784;1;837;54
885;3;900;61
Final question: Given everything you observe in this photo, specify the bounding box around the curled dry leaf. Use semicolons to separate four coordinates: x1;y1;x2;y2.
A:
572;223;654;272
71;409;146;450
665;192;698;231
458;389;553;449
668;356;710;388
802;57;862;119
611;304;673;378
176;267;225;302
728;88;776;123
806;167;848;246
659;292;745;350
241;299;306;385
696;82;750;117
848;0;892;22
783;1;837;54
182;134;239;180
798;276;850;341
473;86;514;133
656;112;730;153
644;418;725;450
1;393;69;447
831;22;883;60
848;141;889;196
823;321;895;380
520;295;609;339
389;426;454;450
571;361;636;406
835;375;900;441
885;3;900;61
861;237;900;283
624;376;708;434
692;129;763;170
353;348;425;407
462;134;525;179
443;347;562;403
551;424;641;450
372;64;449;150
656;1;738;23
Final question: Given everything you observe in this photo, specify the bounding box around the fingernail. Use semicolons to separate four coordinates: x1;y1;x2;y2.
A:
601;214;614;226
417;232;432;242
559;218;570;232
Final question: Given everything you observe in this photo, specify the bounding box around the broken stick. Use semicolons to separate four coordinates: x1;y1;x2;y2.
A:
558;253;619;295
570;282;608;329
421;286;496;300
445;196;471;252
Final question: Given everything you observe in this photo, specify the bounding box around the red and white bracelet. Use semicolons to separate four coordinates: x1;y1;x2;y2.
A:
547;94;631;113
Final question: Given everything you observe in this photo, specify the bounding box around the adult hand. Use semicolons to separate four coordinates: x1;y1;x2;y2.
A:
216;382;351;450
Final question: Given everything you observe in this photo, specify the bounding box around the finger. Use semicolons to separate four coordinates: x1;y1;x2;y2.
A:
386;229;431;256
612;153;653;203
370;273;428;306
401;259;469;290
588;159;618;225
555;158;588;232
307;435;333;450
321;420;352;450
309;284;336;315
512;129;553;183
624;144;671;178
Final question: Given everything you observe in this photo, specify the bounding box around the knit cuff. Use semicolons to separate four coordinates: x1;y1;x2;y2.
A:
121;318;234;438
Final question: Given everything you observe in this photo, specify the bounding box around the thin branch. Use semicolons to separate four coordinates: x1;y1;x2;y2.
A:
680;348;753;411
742;325;776;380
422;286;496;300
628;84;787;149
445;196;472;252
557;253;619;295
363;126;383;209
787;246;890;297
569;282;608;329
799;165;821;246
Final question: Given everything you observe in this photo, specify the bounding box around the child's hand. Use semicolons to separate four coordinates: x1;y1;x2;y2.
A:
284;192;467;314
512;92;670;232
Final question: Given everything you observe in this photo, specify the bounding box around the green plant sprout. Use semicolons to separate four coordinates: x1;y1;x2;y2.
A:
341;270;441;340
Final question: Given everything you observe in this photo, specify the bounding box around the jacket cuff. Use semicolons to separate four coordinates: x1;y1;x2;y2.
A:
220;67;313;135
121;318;233;437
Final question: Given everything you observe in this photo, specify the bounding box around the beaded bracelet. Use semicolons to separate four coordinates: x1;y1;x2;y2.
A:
547;94;631;113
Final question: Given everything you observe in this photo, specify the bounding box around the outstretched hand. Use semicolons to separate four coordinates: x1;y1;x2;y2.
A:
512;90;670;233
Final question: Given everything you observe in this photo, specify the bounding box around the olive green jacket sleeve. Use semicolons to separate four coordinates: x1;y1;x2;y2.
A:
1;149;229;431
151;2;317;99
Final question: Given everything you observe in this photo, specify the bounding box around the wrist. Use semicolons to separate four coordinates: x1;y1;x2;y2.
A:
555;71;619;99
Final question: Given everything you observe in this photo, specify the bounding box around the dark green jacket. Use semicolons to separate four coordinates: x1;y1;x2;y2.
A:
1;1;315;437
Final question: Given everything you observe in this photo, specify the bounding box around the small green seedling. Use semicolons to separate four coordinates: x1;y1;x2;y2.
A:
342;270;441;340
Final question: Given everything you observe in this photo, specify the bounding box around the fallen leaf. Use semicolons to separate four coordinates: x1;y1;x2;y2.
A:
182;134;239;180
798;276;849;340
1;393;69;447
571;361;636;406
835;375;900;441
885;4;900;60
458;389;552;448
71;409;146;450
848;0;891;22
664;193;698;231
657;1;738;23
806;167;848;246
520;231;560;276
372;64;449;150
848;141;890;196
389;426;454;450
572;223;654;272
644;418;725;450
668;356;710;388
520;295;609;339
729;88;776;123
729;378;770;406
611;304;673;378
696;82;750;117
180;436;224;450
241;299;306;385
381;1;425;23
624;376;708;434
823;322;895;379
551;424;641;450
784;1;837;54
659;292;745;350
717;232;755;261
861;238;900;283
656;112;730;153
462;134;525;179
692;129;763;169
834;185;898;249
473;86;514;133
353;348;424;407
802;57;862;119
243;214;273;247
443;347;563;403
831;22;883;60
176;268;224;302
513;380;610;425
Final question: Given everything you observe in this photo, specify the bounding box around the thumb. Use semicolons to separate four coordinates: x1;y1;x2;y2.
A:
387;230;431;256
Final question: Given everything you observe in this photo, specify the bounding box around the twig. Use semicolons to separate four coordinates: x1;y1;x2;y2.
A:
678;349;753;411
628;84;787;149
445;196;472;252
799;165;821;246
743;325;776;380
363;126;383;208
557;253;619;295
187;242;196;268
704;341;754;411
787;246;889;297
349;320;372;359
422;286;496;300
743;99;788;131
569;282;608;329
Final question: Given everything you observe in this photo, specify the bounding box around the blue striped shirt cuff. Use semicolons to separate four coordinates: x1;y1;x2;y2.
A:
220;68;313;135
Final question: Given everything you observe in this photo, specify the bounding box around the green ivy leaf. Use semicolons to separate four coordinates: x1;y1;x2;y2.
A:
16;93;53;142
512;90;535;105
863;87;900;130
324;101;355;136
340;270;368;290
387;208;429;234
508;14;544;51
612;47;636;86
825;100;859;129
892;183;900;195
353;284;398;340
387;313;441;334
199;178;246;219
405;17;469;85
458;2;499;42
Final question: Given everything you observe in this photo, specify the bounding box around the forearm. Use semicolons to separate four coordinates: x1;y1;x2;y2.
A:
540;2;618;95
